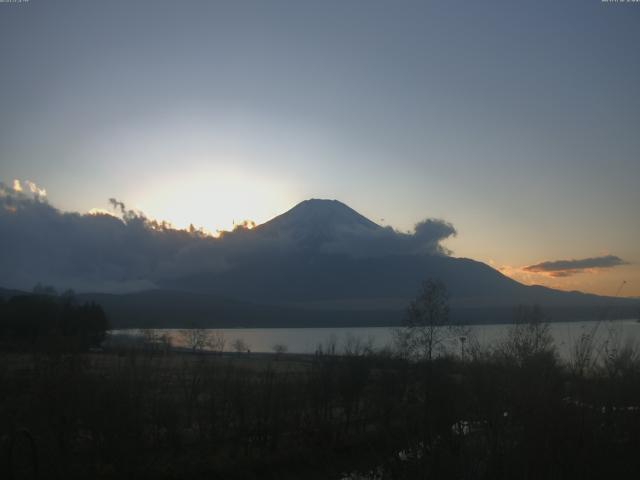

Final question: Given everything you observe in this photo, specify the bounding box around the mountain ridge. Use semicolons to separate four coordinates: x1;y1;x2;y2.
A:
2;198;636;328
153;199;636;326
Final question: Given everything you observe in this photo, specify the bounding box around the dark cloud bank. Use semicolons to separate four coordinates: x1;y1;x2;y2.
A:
524;255;628;277
0;182;456;293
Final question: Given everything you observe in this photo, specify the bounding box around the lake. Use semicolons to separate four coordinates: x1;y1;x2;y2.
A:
109;319;640;359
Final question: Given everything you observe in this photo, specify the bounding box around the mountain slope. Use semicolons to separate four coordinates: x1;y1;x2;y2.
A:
159;199;635;319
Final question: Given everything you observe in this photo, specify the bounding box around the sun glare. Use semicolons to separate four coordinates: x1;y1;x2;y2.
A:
132;172;295;234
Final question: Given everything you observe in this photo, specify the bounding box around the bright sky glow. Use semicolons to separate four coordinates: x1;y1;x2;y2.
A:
1;0;638;296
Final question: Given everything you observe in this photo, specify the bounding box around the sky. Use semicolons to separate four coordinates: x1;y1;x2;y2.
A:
1;0;639;296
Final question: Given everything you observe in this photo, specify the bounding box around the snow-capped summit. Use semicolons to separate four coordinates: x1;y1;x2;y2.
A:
255;199;383;250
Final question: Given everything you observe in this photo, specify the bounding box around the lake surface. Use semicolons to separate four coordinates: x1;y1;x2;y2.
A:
109;319;640;359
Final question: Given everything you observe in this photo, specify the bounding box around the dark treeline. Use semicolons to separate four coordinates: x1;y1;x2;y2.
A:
0;291;108;351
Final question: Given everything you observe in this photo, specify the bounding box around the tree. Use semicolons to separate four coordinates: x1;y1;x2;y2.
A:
498;305;554;365
0;294;108;350
272;343;288;359
396;279;460;361
142;329;172;353
32;283;57;296
209;330;226;354
232;338;249;354
180;328;211;353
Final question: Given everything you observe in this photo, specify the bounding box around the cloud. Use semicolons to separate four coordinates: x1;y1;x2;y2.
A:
24;180;47;197
0;181;457;293
108;198;126;215
411;219;457;255
0;181;223;292
253;199;457;258
318;218;456;257
88;208;116;217
523;255;628;277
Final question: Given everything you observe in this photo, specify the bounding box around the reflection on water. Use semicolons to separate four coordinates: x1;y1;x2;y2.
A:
108;319;640;359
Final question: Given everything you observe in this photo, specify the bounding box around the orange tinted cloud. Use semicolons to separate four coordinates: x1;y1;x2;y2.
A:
523;255;627;277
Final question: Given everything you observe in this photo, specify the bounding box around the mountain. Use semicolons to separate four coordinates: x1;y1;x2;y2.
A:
253;198;382;250
152;199;635;326
3;199;636;327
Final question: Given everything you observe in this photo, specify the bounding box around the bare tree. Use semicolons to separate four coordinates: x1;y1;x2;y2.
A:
603;337;640;380
395;279;462;360
570;322;601;377
158;332;172;353
272;343;288;359
180;328;211;353
142;329;161;353
316;334;338;356
232;338;249;354
209;330;226;354
142;328;157;344
342;333;374;357
498;305;554;365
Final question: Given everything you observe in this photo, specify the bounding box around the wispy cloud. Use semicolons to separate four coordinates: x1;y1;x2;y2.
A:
523;255;628;277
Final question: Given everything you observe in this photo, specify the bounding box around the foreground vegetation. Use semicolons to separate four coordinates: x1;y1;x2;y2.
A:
2;285;639;479
1;326;640;479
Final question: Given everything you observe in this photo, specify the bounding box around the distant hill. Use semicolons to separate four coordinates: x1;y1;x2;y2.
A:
72;289;640;329
1;286;630;330
0;287;28;300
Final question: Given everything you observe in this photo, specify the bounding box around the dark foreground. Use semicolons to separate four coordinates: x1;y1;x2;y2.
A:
2;343;640;480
